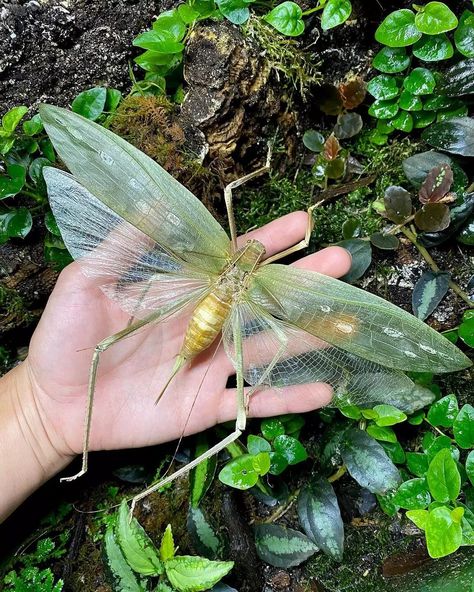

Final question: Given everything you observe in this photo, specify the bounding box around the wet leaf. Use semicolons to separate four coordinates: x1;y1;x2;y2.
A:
459;311;474;347
427;394;459;428
412;270;450;320
414;2;457;35
23;113;43;136
44;211;61;237
399;90;422;111
391;111;414;132
104;527;145;592
454;12;474;58
264;1;304;36
0;208;33;242
321;0;352;30
323;134;340;160
338;238;372;283
413;111;436;128
426;449;461;502
406;452;429;477
422;117;474;156
367;75;399;101
303;129;324;152
341;428;401;494
105;88;122;112
414;203;450;232
273;435;307;465
403;68;436;95
187;507;222;560
466;451;474;486
133;29;185;52
375;9;422;47
325;157;345;180
380;441;406;465
419;163;453;203
441;58;474;98
373;404;407;426
218;455;260;490
373;46;411;73
366;424;397;443
0;164;26;199
341;217;361;239
413;33;454;61
261;417;285;440
298;477;344;561
334;112;363;139
425;506;462;558
394;478;431;510
254;524;318;568
368;98;399;119
247;435;271;455
153;10;187;41
165;556;233;592
370;232;400;250
453;405;474;449
268;452;288;475
2;105;28;133
384;185;413;223
339;77;366;109
72;87;107;121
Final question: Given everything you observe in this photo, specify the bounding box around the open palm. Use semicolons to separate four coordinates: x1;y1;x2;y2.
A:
26;211;351;461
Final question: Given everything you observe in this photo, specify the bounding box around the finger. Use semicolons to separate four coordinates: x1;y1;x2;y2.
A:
237;211;308;258
217;382;333;424
293;246;352;278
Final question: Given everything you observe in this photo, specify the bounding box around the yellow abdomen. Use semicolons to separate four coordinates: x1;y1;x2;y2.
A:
182;291;232;359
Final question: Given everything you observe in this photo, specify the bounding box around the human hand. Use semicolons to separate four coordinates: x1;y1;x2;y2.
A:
17;212;352;472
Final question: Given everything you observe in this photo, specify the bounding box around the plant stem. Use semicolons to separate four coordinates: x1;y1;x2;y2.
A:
328;465;346;483
301;5;324;16
260;487;300;524
401;225;474;308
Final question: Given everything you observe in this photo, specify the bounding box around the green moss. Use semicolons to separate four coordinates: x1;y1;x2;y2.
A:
0;285;34;330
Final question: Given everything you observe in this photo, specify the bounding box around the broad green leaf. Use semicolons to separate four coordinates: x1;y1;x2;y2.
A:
399;90;423;111
104;527;145;592
391;110;414;132
264;2;304;37
216;0;251;25
29;157;50;188
72;87;107;121
105;88;122;112
412;271;450;321
413;34;453;61
380;440;406;465
406;452;429;477
425;506;462;558
298;477;344;561
367;75;399;100
187;507;222;559
2;106;28;133
190;435;217;507
460;503;474;545
218;455;259;490
422;117;474;157
453;404;474;449
459;312;474;347
341;428;401;493
252;451;271;475
273;435;307;465
116;501;163;576
321;0;352;31
427;394;458;427
133;30;184;52
373;46;411;73
338;238;372;283
466;451;474;486
425;435;455;461
367;424;397;443
22;113;43;136
261;417;285;440
153;10;187;41
393;478;431;510
406;508;429;530
403;68;436;95
44;211;61;236
455;12;474;57
373;404;407;426
426;448;461;502
269;452;289;475
377;490;400;516
0;208;33;243
0;164;26;199
414;2;458;35
165;556;233;592
375;9;422;47
160;524;175;562
368;98;399;119
247;435;271;455
254;524;318;568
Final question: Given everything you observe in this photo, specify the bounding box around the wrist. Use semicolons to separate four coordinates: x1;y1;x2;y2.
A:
0;362;73;521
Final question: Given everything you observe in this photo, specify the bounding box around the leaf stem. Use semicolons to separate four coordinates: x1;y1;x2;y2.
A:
259;487;300;524
328;465;347;483
301;5;324;16
401;225;474;308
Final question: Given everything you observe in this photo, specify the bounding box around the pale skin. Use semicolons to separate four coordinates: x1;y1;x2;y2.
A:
0;211;351;522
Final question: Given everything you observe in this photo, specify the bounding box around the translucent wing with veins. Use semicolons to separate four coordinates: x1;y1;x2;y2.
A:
222;299;436;412
44;168;212;319
39;104;230;275
249;264;471;374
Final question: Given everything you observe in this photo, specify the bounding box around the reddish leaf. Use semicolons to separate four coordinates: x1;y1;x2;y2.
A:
324;134;341;161
414;203;451;232
419;164;454;204
339;77;367;110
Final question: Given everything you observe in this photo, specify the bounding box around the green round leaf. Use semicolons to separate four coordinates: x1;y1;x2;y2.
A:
413;110;436;128
375;9;422;47
391;110;414;132
379;441;406;465
273;435;307;465
252;451;271;476
218;455;259;490
0;164;26;199
261;417;285;440
303;129;324;152
0;207;33;242
414;203;450;232
399;90;423;111
454;11;474;57
373;46;411;73
426;448;461;502
394;478;431;510
105;88;122;113
413;33;454;61
425;506;462;558
264;1;304;36
384;185;413;223
321;0;352;31
414;2;458;35
406;508;429;530
334;112;363;140
72;87;107;121
368;98;399;119
341;217;361;239
247;435;271;455
453;404;474;449
367;74;400;100
427;394;459;428
403;68;436;95
268;452;288;475
370;232;400;250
